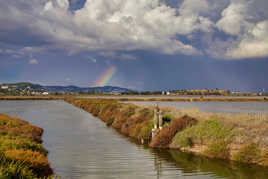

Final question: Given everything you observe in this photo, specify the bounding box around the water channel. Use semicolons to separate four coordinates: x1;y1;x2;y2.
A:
0;100;267;179
126;101;268;114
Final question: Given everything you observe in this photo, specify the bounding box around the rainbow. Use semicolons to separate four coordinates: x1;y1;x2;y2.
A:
94;66;116;87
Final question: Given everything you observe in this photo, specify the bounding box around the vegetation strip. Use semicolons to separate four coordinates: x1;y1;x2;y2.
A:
65;98;268;167
0;114;53;178
1;96;268;102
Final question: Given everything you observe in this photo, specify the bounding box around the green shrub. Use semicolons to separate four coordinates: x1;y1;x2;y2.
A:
234;143;261;164
0;114;52;178
150;115;197;148
172;120;233;148
162;115;172;125
4;149;53;177
205;140;230;159
138;121;154;141
0;136;48;155
175;137;193;148
0;154;36;179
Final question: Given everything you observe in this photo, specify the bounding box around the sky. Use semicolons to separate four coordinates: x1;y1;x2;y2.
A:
0;0;267;91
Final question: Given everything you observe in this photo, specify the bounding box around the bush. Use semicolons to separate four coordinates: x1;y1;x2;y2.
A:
0;136;48;155
162;115;172;125
0;114;52;178
175;137;193;148
171;119;233;149
0;156;36;179
205;140;230;159
150;115;197;148
137;121;154;142
233;143;261;164
4;149;53;177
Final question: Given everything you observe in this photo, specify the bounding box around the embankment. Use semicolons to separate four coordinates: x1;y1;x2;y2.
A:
65;98;268;167
0;114;53;178
1;95;268;102
118;96;268;102
0;96;63;100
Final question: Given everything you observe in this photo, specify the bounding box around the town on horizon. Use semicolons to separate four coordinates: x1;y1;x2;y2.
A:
0;82;267;96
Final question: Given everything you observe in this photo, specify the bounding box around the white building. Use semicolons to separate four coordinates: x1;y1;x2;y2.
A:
162;91;170;95
1;85;8;89
42;92;49;95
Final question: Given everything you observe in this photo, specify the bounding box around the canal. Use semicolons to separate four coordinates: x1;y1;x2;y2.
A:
0;100;267;178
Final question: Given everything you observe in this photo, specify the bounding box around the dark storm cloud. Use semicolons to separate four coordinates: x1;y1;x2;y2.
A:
0;0;267;91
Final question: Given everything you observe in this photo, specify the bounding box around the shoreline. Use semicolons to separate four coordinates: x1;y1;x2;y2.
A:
0;95;268;102
65;98;268;167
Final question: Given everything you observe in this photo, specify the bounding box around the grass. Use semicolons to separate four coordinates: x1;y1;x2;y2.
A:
0;114;53;178
233;143;261;164
205;140;230;159
171;120;234;147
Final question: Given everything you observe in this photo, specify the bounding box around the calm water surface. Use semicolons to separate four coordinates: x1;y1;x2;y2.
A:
0;100;267;179
127;101;268;114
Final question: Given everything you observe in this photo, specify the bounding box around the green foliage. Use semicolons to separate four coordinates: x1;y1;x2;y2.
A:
0;136;48;155
0;114;52;178
234;144;261;163
162;115;172;126
175;137;193;148
138;121;154;141
150;116;197;148
205;140;230;159
172;120;233;148
0;156;37;179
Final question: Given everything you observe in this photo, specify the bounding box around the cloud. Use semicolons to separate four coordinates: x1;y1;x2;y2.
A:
210;0;268;59
99;51;136;60
0;0;267;59
29;58;39;65
0;0;202;56
65;77;72;82
216;1;251;36
119;54;137;60
99;51;117;57
88;56;97;63
226;21;268;59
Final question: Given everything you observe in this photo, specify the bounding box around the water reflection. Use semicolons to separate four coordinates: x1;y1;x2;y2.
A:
149;149;268;179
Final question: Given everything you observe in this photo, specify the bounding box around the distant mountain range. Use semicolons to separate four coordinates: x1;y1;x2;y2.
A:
44;85;132;93
0;82;133;93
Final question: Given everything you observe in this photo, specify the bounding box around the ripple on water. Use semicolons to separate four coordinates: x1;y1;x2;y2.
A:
0;100;267;179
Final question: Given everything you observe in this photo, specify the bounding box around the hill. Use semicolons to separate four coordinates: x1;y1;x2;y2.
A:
0;82;132;95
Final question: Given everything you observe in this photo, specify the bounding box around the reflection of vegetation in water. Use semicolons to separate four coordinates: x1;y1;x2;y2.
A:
166;150;268;179
146;148;268;179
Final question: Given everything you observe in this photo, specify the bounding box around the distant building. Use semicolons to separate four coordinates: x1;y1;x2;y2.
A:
162;91;170;95
111;92;121;95
42;92;49;95
1;85;8;89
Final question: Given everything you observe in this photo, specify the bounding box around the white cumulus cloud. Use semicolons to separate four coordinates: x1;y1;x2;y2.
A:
29;58;39;65
0;0;268;59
